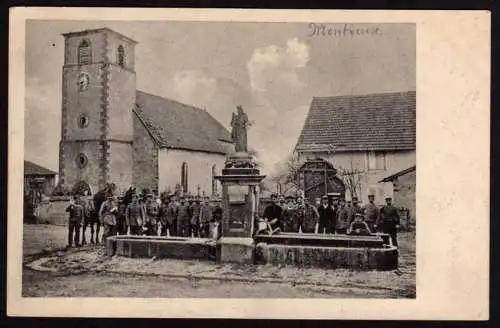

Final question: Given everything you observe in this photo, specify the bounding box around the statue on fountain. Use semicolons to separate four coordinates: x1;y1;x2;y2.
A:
230;105;249;153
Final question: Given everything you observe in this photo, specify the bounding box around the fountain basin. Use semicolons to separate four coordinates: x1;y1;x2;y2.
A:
106;235;215;260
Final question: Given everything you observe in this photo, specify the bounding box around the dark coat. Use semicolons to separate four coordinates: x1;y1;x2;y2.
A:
317;204;336;225
263;204;283;220
379;205;400;225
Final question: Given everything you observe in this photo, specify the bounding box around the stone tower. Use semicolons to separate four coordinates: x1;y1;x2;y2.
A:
59;28;137;194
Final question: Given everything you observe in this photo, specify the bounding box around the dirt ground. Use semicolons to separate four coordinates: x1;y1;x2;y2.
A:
22;224;415;298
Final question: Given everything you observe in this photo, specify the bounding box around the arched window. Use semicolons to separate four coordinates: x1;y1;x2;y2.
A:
211;164;217;195
78;39;91;65
117;45;125;68
181;162;188;194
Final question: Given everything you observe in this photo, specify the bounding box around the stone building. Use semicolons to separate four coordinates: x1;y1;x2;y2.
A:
294;91;416;205
59;27;232;195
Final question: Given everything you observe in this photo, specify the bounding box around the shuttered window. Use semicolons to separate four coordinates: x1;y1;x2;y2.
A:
117;45;125;67
78;39;91;65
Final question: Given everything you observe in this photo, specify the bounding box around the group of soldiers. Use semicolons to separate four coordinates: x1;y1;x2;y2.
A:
260;193;401;247
65;191;223;248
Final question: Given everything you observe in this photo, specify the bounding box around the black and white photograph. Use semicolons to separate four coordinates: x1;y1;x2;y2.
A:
8;8;489;319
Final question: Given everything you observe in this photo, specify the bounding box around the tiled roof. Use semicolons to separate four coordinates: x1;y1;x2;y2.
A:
135;91;232;154
24;160;57;176
295;91;416;152
379;165;416;182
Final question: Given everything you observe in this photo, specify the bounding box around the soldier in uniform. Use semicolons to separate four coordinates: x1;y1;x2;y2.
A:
190;196;202;237
280;195;296;232
125;193;145;235
143;193;159;236
377;197;400;247
66;194;85;248
364;194;380;232
296;197;320;233
317;195;335;234
198;196;213;238
262;194;283;231
99;193;118;242
336;198;349;234
166;195;179;236
176;197;191;237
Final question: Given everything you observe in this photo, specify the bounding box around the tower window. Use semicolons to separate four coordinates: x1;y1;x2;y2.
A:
78;114;89;128
181;162;188;194
78;39;91;65
117;45;125;68
76;153;88;169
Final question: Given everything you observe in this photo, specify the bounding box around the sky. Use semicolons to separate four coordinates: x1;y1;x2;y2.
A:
25;20;415;175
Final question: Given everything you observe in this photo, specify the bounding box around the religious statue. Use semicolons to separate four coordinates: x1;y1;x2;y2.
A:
230;106;249;153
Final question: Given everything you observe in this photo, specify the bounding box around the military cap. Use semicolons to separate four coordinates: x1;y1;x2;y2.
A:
321;195;328;200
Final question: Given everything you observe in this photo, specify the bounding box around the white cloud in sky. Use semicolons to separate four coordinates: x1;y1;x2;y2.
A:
247;38;310;92
170;70;218;109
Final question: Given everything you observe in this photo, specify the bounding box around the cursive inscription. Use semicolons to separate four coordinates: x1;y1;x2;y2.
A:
308;23;381;37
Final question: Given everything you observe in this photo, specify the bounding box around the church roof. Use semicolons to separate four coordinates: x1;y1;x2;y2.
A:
24;160;57;176
295;91;416;152
134;91;232;154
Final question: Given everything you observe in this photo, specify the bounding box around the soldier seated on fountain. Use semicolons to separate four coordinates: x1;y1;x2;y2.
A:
347;213;372;236
262;193;283;232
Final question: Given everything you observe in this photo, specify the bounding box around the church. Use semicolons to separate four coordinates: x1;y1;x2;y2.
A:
59;27;233;196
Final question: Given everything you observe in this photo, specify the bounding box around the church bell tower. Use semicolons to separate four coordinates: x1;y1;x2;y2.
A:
59;28;137;193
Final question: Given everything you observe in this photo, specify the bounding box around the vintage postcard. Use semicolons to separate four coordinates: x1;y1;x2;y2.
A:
8;8;490;319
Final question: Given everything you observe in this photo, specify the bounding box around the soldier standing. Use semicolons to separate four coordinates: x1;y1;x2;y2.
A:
336;198;349;234
66;194;85;248
199;196;213;238
280;196;296;232
166;195;179;236
99;193;118;242
176;197;191;237
296;197;319;233
365;194;380;232
190;196;202;237
377;197;400;247
144;193;159;236
317;195;335;234
125;193;145;235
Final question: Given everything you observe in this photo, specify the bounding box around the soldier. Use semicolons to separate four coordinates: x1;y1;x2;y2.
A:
166;195;179;236
143;193;159;236
116;197;127;235
317;195;335;234
190;196;202;237
125;193;145;235
66;194;85;248
280;195;296;232
158;196;170;236
365;194;380;232
296;197;320;233
81;190;96;245
176;197;191;237
262;194;283;231
99;193;118;242
211;199;223;240
198;196;213;238
377;197;400;247
336;198;349;234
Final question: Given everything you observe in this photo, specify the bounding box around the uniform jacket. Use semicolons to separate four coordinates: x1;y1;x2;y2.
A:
379;205;400;225
144;201;159;225
166;202;178;224
177;204;190;223
212;205;223;222
199;204;213;224
99;200;118;226
296;204;319;231
126;201;145;226
281;205;296;227
336;206;349;229
317;204;336;225
364;202;380;223
190;203;202;225
66;203;85;222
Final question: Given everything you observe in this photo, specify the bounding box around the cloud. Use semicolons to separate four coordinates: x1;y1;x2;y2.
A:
247;38;310;93
170;70;217;109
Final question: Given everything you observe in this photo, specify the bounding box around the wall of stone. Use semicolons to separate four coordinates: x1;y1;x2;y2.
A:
297;150;415;205
106;64;135;141
158;149;226;196
132;115;158;193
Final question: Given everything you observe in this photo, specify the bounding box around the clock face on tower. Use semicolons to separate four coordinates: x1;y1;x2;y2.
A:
77;72;90;91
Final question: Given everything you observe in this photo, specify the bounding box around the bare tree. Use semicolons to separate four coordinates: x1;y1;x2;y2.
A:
266;155;302;196
338;158;364;200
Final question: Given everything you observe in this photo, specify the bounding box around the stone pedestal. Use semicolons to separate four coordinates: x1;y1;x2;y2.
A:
217;237;255;264
215;152;265;264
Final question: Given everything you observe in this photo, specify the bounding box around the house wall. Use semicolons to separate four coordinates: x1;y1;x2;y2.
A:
392;169;416;225
158;149;227;196
132;114;158;193
297;150;415;205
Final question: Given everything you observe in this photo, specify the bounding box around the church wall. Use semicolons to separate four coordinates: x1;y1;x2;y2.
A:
107;142;133;193
106;64;136;141
132;115;158;193
158;149;226;196
297;150;415;205
64;32;106;66
59;140;103;193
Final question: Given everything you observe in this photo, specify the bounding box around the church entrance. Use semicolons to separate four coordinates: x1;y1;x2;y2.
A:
297;158;345;205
